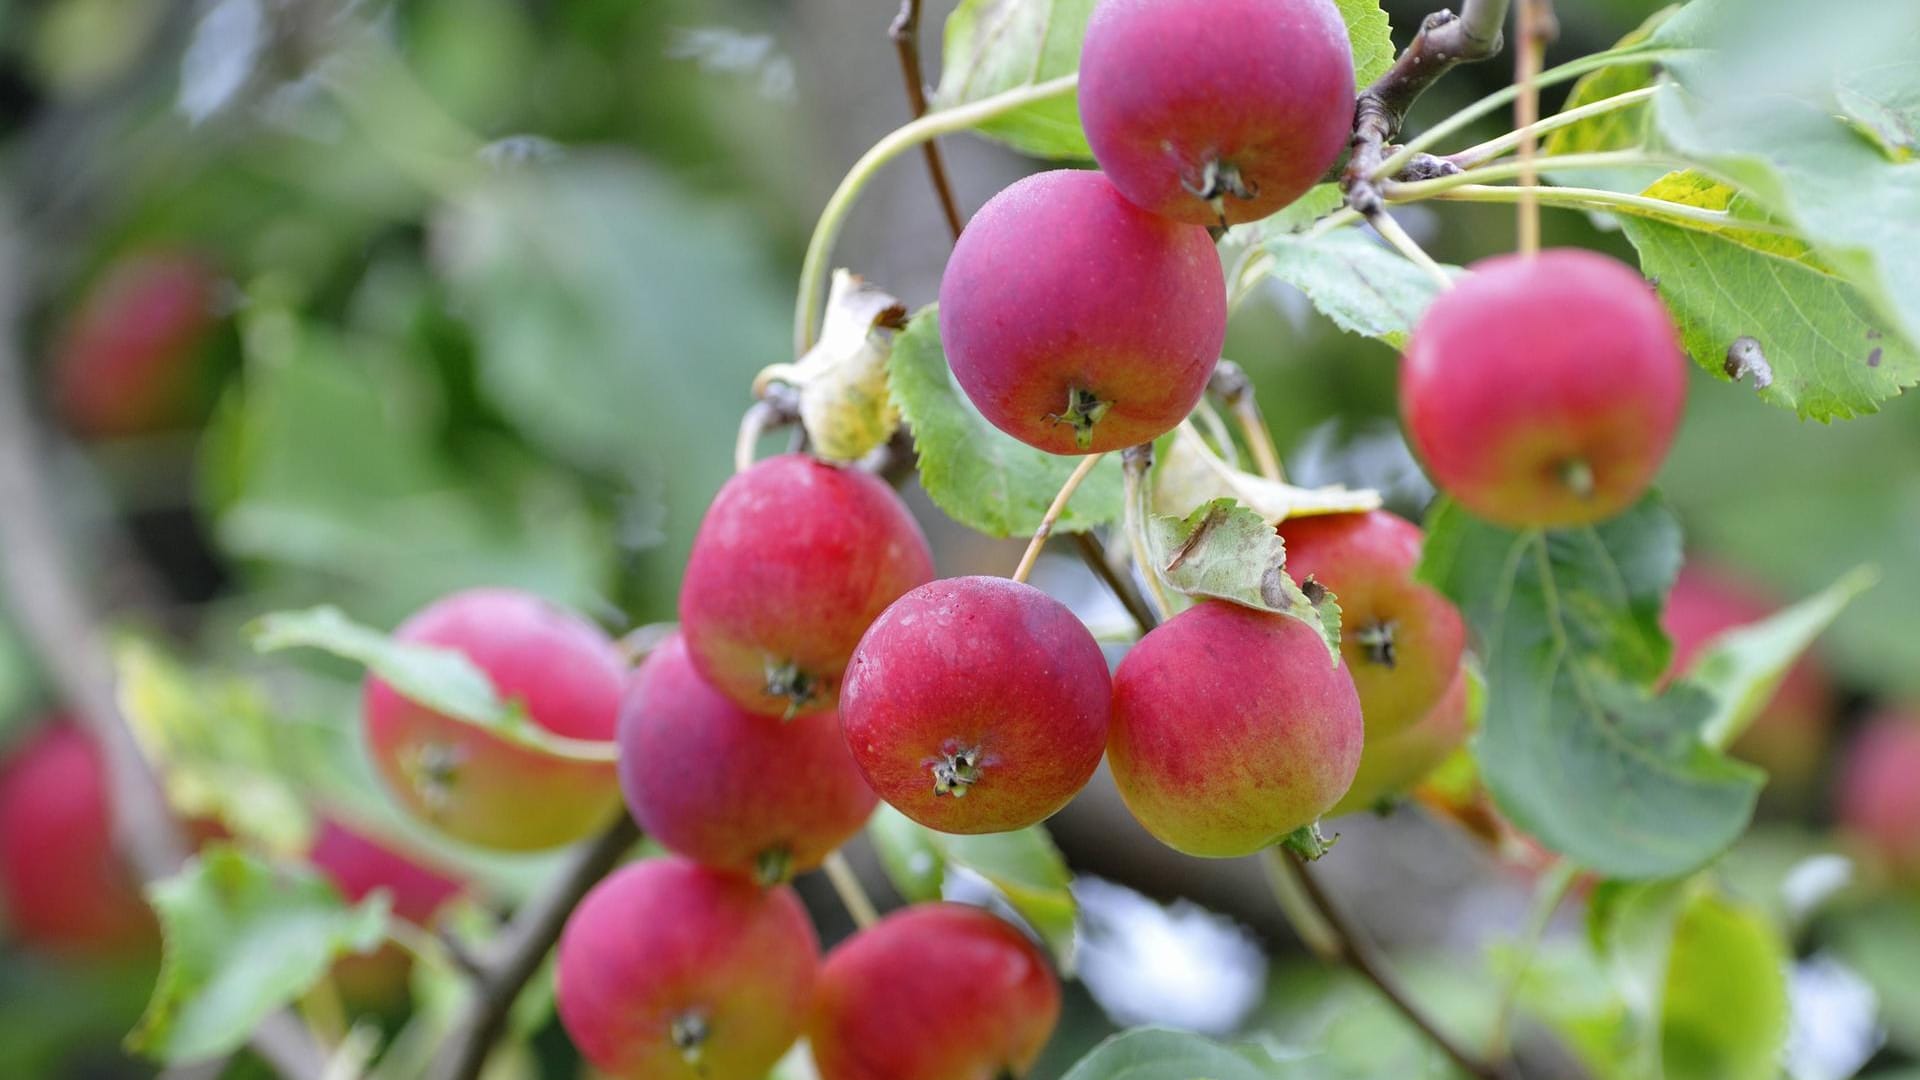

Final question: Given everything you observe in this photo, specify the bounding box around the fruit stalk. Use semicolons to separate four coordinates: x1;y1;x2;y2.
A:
428;814;642;1080
822;850;881;928
1208;361;1285;483
1012;452;1107;584
1512;0;1560;255
888;0;966;241
0;238;330;1080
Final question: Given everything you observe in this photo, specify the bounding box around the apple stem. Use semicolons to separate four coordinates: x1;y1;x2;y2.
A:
822;851;882;929
1012;452;1107;585
1208;360;1286;483
1512;0;1558;256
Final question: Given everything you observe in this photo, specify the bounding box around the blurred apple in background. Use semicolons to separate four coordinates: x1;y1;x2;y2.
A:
1836;710;1920;885
1664;561;1837;789
0;723;155;958
49;251;220;439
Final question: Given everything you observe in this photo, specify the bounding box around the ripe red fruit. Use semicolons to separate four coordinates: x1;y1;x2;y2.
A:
680;454;934;718
810;904;1060;1080
937;169;1225;454
0;724;154;956
1109;601;1363;856
308;819;464;1006
618;635;876;882
363;588;626;852
1399;249;1686;528
1329;665;1469;816
1277;510;1466;738
1079;0;1355;226
1663;562;1834;784
52;251;219;438
557;857;818;1079
840;576;1110;834
1836;711;1920;882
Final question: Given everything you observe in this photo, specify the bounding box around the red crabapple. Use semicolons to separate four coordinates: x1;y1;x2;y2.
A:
363;588;626;851
52;251;218;438
1109;601;1362;856
937;169;1226;454
1399;249;1686;528
1836;710;1920;882
0;724;154;957
810;903;1060;1080
1277;510;1465;738
1329;665;1468;816
1079;0;1356;226
618;635;876;882
1663;562;1834;785
840;576;1110;834
557;857;818;1080
680;454;934;718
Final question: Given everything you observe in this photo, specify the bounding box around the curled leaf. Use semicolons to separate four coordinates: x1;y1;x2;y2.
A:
757;270;906;463
1152;423;1380;526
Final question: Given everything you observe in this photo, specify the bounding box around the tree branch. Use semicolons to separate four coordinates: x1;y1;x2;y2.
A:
1344;0;1511;213
428;814;642;1080
890;0;965;241
1286;852;1513;1080
0;218;328;1080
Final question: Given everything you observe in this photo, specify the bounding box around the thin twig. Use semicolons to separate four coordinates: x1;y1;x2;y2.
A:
890;0;965;240
1011;453;1106;585
1071;532;1157;633
1289;853;1513;1080
0;220;328;1080
1344;0;1511;214
1444;84;1661;169
822;851;881;928
428;815;641;1080
1207;361;1284;483
1513;0;1559;255
1259;848;1341;961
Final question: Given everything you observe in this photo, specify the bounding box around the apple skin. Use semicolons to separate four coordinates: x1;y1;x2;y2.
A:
1276;510;1466;739
937;169;1226;454
557;857;819;1080
0;724;155;957
52;251;219;438
1329;665;1469;817
1079;0;1355;226
1108;601;1363;856
809;903;1060;1080
839;576;1111;834
618;635;877;881
680;454;935;718
1661;562;1834;785
1836;711;1920;883
1399;249;1687;528
363;588;626;852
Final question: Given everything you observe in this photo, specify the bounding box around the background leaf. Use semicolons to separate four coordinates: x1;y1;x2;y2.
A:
129;845;389;1063
1059;1026;1295;1080
934;0;1096;159
1418;497;1762;878
1254;228;1459;347
889;309;1123;537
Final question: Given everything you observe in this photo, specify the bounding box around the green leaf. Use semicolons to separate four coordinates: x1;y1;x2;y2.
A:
1059;1026;1294;1080
1417;497;1762;879
248;605;617;763
129;845;389;1063
1650;0;1920;401
116;638;314;854
1837;61;1920;161
1659;891;1792;1080
1619;172;1918;421
1682;566;1876;750
1142;498;1342;660
933;0;1096;159
864;806;1076;969
888;308;1123;537
1150;422;1380;526
1335;0;1394;87
1538;6;1677;193
1254;226;1459;347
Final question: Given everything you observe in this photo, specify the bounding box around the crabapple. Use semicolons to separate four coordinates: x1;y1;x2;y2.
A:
1277;509;1465;738
937;169;1225;454
840;576;1110;834
1329;665;1468;816
52;251;219;438
1108;601;1362;856
557;857;818;1079
1079;0;1355;226
1836;711;1920;882
1399;249;1686;528
1663;562;1834;785
363;588;626;851
810;903;1060;1080
0;724;155;957
308;819;464;1006
680;454;934;718
618;635;876;882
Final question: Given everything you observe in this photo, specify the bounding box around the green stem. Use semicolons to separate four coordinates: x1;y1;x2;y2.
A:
1121;447;1174;621
793;74;1079;354
1486;859;1580;1058
1260;847;1341;961
1365;209;1454;289
1447;85;1666;169
1390;150;1688;200
1376;45;1697;180
1407;182;1800;237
